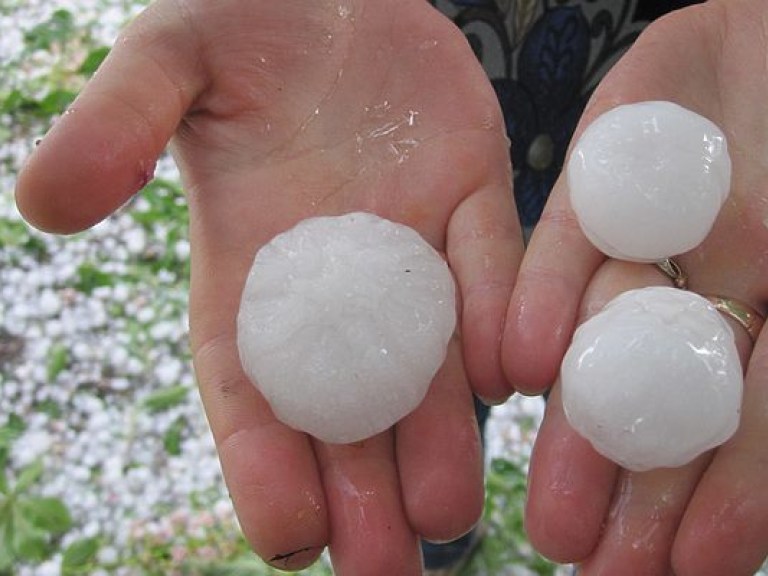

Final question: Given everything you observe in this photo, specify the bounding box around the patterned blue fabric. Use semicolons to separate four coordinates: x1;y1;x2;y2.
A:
498;6;590;226
431;0;701;227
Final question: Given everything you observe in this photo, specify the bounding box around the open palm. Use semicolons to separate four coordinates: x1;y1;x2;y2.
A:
16;1;521;573
505;2;768;574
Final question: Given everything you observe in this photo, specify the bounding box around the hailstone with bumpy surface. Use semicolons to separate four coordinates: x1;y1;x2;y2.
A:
568;101;731;261
237;212;456;444
561;286;743;472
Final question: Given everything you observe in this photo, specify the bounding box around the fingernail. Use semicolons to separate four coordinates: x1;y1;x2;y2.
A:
268;545;324;570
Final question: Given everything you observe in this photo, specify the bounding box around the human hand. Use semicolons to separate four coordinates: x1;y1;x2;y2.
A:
15;1;522;573
506;1;768;574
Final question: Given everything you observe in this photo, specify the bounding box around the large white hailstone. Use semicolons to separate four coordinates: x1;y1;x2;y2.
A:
568;101;731;261
561;286;743;472
237;212;456;444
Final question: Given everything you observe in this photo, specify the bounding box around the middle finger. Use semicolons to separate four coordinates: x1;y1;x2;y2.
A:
315;432;422;576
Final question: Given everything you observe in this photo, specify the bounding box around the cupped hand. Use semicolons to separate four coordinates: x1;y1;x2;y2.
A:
512;1;768;574
15;1;523;573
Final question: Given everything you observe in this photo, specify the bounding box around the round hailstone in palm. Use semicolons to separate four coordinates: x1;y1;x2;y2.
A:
561;286;743;472
237;212;456;444
568;101;731;261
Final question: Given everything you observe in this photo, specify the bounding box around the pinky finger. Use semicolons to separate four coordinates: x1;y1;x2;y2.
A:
672;329;768;576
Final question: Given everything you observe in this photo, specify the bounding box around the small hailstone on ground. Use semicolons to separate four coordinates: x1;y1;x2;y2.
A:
561;287;742;472
38;289;62;316
11;429;52;467
568;101;731;261
237;212;456;444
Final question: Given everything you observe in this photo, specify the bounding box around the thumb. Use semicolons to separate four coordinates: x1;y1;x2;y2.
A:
15;1;202;233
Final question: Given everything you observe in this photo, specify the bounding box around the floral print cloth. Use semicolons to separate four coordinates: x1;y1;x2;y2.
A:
431;0;701;228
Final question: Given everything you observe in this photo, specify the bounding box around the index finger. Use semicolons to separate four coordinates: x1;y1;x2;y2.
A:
15;0;202;233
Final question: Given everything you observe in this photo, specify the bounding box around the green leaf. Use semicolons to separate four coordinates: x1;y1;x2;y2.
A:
19;496;72;534
75;263;114;294
14;460;44;494
163;417;186;456
47;344;69;380
15;531;48;562
12;509;49;562
0;89;24;115
0;413;25;451
0;501;14;570
489;457;523;477
61;536;100;571
0;528;13;574
39;89;77;115
7;415;25;435
78;47;110;76
23;9;75;51
0;90;39;117
0;413;24;493
35;399;63;419
142;386;189;413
